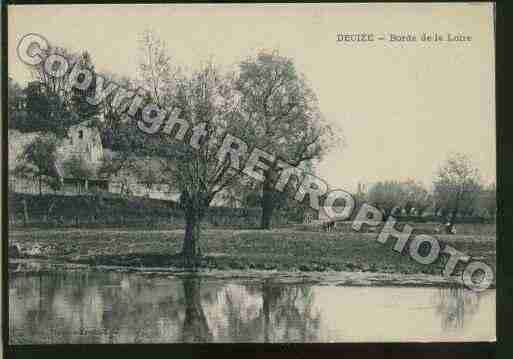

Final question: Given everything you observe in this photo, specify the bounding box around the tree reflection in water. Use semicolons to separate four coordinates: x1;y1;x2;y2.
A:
433;287;480;330
261;280;321;342
181;276;213;342
11;271;493;343
220;279;321;342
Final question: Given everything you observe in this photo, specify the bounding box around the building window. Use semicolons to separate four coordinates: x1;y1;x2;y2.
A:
78;130;83;139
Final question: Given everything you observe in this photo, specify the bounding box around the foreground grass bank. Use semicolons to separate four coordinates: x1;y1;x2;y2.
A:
9;227;496;281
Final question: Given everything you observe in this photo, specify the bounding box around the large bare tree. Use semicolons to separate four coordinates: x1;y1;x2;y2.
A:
128;53;246;264
129;31;257;264
168;63;246;263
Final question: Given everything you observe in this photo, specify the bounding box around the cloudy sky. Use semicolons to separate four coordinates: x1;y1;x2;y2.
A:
8;3;495;192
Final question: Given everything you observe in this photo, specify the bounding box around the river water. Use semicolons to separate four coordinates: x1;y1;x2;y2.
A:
9;269;495;344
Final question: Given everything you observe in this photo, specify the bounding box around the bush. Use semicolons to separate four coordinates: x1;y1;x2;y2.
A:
8;193;266;228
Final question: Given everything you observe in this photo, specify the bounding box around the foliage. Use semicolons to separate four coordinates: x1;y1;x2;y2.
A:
367;179;432;218
400;179;431;216
235;50;341;228
8;77;24;115
137;29;177;108
367;180;406;217
13;49;99;136
133;158;163;194
13;135;61;194
474;183;496;219
62;155;95;179
433;153;483;223
114;31;249;260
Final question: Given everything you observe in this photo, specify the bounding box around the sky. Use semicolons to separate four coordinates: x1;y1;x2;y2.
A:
7;3;496;193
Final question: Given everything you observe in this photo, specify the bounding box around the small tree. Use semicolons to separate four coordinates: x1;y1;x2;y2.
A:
133;159;162;196
8;77;26;129
401;180;431;216
137;29;177;108
476;183;496;220
14;136;61;195
433;153;483;232
367;181;406;218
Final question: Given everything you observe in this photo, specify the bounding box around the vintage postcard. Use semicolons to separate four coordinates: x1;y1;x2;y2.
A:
6;3;496;344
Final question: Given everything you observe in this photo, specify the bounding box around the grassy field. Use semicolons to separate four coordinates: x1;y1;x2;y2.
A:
9;223;496;281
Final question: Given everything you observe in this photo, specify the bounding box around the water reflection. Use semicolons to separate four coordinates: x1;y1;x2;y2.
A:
259;280;321;342
218;280;321;342
8;271;495;344
432;287;481;331
182;277;212;342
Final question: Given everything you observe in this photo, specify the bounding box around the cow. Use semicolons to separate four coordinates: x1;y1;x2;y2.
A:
443;222;457;235
322;220;336;232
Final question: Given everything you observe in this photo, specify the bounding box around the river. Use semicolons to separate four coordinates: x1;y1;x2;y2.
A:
9;267;495;343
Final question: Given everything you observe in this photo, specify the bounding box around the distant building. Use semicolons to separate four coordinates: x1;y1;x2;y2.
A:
8;121;231;205
9;122;110;195
58;121;104;165
51;121;108;193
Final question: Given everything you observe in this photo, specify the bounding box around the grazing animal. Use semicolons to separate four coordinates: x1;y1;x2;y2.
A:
444;222;457;235
323;220;336;232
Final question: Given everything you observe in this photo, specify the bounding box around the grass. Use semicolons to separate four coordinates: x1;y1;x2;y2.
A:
9;224;496;280
292;222;496;236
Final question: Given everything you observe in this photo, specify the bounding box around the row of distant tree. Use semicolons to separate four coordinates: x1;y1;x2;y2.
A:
359;153;496;228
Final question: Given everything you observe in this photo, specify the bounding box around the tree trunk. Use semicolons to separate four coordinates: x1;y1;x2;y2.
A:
263;285;271;342
182;277;212;342
182;212;202;266
23;199;29;226
46;200;56;223
260;175;275;230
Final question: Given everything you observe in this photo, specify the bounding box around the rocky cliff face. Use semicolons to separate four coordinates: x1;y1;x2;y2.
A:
9;122;105;179
57;122;104;170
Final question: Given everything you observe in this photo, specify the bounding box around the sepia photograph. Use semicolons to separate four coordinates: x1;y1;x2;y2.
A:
5;3;496;345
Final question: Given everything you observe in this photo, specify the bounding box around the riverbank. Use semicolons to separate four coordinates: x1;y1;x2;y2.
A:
9;258;475;289
9;227;496;286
